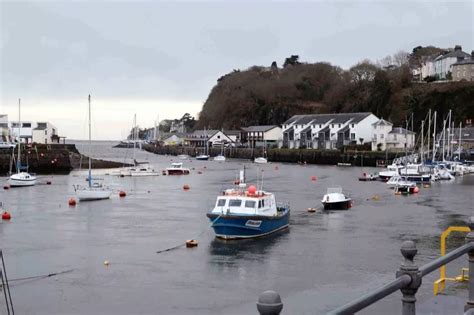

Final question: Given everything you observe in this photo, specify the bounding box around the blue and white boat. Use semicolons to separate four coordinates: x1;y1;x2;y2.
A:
206;171;289;239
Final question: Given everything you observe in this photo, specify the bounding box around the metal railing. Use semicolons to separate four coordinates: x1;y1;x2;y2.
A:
255;217;474;315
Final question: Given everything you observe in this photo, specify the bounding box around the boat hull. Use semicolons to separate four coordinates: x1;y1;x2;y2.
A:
322;200;351;210
8;178;37;187
196;156;209;161
167;169;190;175
76;189;112;201
207;209;289;240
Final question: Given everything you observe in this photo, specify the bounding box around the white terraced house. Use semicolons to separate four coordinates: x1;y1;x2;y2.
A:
282;112;380;149
371;119;415;151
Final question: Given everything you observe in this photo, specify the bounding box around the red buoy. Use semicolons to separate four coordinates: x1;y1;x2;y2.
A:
68;198;77;206
413;186;420;194
46;181;52;185
247;185;257;195
2;211;11;220
311;176;317;181
183;184;190;190
119;191;127;197
3;185;10;190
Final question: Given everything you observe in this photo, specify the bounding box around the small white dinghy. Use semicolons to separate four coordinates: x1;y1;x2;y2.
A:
254;157;268;164
321;187;352;210
214;155;226;162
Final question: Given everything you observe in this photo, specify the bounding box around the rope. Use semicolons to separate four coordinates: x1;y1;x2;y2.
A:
156;213;223;254
6;269;74;284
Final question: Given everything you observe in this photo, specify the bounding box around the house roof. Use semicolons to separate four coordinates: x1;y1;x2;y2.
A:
453;59;474;66
241;125;279;132
188;129;219;138
435;49;470;61
389;127;416;135
318;125;330;134
283;112;373;126
372;118;393;126
300;125;312;134
223;130;241;136
338;125;351;133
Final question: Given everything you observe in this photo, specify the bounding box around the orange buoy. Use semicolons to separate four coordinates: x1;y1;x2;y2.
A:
247;185;257;195
2;211;11;220
183;184;190;190
3;185;10;190
186;239;198;247
311;176;317;181
413;186;420;193
68;198;77;206
119;191;127;197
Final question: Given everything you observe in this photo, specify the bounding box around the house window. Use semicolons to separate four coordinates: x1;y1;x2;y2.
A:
350;133;355;140
22;123;31;127
351;124;355;128
338;124;341;128
331;124;334;128
45;130;48;135
394;134;397;141
319;124;322;128
217;135;220;139
380;134;384;139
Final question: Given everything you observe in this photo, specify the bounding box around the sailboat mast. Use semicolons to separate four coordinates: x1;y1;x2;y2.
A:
88;94;92;187
17;98;21;173
427;109;431;160
133;114;137;164
447;110;452;159
458;122;462;160
421;120;424;162
432;111;437;162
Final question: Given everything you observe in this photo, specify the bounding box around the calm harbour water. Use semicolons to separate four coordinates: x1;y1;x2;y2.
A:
1;142;473;314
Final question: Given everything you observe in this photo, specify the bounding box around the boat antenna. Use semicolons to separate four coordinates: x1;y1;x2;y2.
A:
88;94;92;188
17;98;21;174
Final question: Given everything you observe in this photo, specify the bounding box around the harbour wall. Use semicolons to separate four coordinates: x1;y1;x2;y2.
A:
142;144;400;167
0;144;128;175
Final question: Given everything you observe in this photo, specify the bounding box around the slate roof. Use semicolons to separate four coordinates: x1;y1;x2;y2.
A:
241;125;279;132
223;130;241;136
33;122;47;130
389;127;416;135
435;49;470;61
188;130;219;138
283;112;373;126
372;119;393;126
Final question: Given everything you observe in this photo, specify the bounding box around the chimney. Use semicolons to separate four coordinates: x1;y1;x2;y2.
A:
454;45;462;51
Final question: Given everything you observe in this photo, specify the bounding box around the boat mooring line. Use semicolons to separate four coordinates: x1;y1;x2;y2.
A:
5;269;75;285
156;214;223;255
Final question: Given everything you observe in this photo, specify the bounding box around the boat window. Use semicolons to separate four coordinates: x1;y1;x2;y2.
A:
258;200;265;208
229;199;242;207
245;200;256;208
217;199;226;207
140;168;147;171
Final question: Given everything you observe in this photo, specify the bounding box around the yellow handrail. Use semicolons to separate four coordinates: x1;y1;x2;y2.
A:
434;226;471;295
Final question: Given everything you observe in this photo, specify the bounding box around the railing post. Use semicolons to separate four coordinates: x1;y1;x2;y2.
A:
465;217;474;312
396;240;421;315
257;290;283;315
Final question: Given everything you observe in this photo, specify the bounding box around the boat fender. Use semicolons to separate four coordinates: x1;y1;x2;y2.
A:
413;186;419;194
119;191;127;197
183;184;190;190
3;185;10;190
2;211;11;220
103;260;110;266
311;176;317;181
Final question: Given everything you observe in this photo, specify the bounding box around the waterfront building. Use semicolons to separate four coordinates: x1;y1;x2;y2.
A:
282;112;379;149
419;56;437;81
433;45;471;80
223;130;241;145
9;121;60;144
162;134;186;146
452;51;474;82
371;119;415;151
0;114;9;141
240;125;282;148
185;130;233;147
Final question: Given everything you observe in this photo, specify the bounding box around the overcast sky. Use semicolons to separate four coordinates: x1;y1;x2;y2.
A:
1;0;472;140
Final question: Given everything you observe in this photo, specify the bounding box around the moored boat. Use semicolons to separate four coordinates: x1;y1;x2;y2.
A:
394;181;419;195
213;154;226;162
254;157;268;164
378;164;402;181
358;172;378;181
178;154;190;160
321;187;352;210
196;154;210;161
206;173;289;239
166;162;190;175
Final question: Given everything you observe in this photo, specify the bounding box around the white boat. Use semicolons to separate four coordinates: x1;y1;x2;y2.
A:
129;165;159;176
254;157;268;164
214;155;226;161
178;154;190;160
74;95;112;201
196;154;210;161
386;175;415;188
166;162;190;175
8;99;36;187
378;164;402;181
321;187;352;210
0;142;16;149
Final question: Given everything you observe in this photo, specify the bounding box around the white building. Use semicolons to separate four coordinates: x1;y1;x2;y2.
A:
185;130;233;147
371;119;415;151
282;112;379;149
241;125;282;148
434;45;471;80
32;122;58;144
0;114;9;141
420;57;436;80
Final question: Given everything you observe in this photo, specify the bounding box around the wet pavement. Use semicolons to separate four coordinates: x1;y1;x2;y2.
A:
0;142;473;314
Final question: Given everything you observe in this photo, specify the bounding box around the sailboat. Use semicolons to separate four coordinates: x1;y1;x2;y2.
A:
254;140;268;164
213;143;226;161
120;114;159;176
74;95;112;201
8;99;37;187
196;128;210;160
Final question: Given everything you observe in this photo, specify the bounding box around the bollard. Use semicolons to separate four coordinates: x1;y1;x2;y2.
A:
465;217;474;312
396;240;421;315
257;290;283;315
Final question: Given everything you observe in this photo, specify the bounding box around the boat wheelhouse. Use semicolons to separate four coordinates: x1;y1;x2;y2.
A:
378;164;402;181
206;185;289;240
166;162;190;175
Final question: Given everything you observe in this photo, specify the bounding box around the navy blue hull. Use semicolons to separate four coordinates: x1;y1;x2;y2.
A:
207;208;290;239
403;175;430;183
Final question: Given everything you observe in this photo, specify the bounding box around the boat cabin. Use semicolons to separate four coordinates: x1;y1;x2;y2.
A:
210;189;278;216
